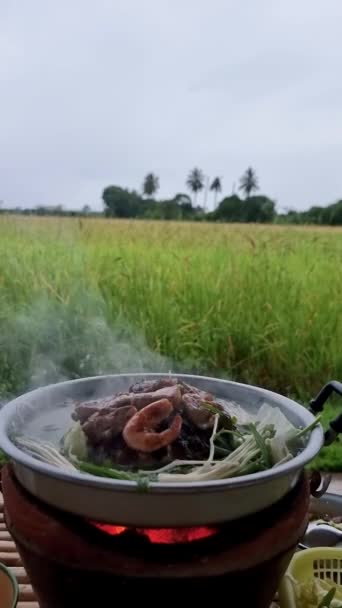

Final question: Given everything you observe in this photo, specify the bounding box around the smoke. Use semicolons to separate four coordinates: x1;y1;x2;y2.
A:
0;289;175;401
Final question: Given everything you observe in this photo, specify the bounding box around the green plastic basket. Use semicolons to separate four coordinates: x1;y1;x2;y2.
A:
278;547;342;608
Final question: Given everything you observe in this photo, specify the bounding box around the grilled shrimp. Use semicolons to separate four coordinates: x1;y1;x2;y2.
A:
122;398;182;453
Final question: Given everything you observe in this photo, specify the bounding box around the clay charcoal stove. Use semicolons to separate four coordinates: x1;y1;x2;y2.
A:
2;465;310;608
0;373;342;607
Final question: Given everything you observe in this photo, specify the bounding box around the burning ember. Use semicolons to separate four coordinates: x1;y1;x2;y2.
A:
91;522;218;544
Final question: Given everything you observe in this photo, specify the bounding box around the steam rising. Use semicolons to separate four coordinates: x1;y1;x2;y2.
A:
0;289;174;402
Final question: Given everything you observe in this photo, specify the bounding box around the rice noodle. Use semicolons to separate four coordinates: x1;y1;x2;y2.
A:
15;436;77;471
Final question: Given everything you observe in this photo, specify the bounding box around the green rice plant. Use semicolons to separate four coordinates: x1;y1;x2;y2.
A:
0;216;341;469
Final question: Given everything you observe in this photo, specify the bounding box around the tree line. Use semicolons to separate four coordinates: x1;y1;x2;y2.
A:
1;166;342;224
101;167;342;225
101;166;272;222
140;167;258;207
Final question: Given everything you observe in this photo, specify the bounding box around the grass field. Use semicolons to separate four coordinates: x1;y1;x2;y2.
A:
0;216;341;470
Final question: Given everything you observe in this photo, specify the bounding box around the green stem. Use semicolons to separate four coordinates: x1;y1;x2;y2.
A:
295;415;322;440
79;461;139;481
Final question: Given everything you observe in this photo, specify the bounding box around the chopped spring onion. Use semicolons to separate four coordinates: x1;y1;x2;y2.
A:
78;462;151;491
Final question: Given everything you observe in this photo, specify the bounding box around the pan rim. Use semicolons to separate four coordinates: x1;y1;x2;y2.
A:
0;373;324;493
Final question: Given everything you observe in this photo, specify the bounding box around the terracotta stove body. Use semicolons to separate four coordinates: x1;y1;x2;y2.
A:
2;465;310;608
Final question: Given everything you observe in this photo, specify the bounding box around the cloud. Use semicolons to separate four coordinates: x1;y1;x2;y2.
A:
1;0;342;210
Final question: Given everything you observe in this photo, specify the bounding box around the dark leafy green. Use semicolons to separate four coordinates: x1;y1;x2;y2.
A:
213;428;241;455
232;456;268;477
201;401;236;430
318;587;336;607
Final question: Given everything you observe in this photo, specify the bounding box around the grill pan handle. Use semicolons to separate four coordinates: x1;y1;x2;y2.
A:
309;380;342;446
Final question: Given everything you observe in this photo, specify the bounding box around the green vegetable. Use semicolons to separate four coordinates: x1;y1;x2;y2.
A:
79;461;135;480
213;445;231;457
318;587;337;608
14;401;322;487
214;428;241;454
294;415;322;441
247;423;273;468
62;422;88;461
234;456;268;476
289;574;342;608
283;415;322;458
158;426;270;482
201;401;235;429
78;461;150;490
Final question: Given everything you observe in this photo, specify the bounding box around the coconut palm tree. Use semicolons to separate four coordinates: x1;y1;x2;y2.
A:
210;177;222;208
239;167;259;199
186;167;204;206
143;173;159;198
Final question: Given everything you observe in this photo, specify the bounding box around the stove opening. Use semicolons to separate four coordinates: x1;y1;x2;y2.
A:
90;522;218;544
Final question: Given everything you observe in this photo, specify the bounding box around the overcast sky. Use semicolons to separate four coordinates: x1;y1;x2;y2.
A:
1;0;342;212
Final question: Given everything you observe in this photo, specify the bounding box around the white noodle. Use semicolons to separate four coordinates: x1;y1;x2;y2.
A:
209;414;219;462
15;436;77;471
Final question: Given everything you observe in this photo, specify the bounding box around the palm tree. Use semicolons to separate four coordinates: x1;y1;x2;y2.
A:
239;167;259;199
186;167;204;206
143;173;159;198
210;177;222;208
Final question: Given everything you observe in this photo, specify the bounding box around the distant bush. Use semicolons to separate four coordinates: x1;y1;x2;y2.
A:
209;194;276;223
278;199;342;225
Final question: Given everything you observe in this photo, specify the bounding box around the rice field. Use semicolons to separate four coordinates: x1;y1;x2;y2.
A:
0;215;341;469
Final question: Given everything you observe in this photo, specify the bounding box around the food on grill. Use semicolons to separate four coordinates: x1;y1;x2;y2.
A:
14;376;320;485
66;379;229;470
